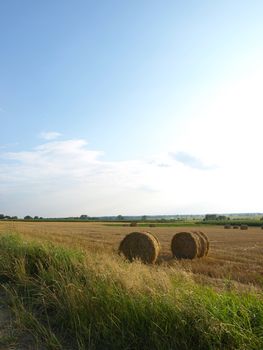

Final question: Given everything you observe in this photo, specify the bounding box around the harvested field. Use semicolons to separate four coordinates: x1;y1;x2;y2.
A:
1;221;263;289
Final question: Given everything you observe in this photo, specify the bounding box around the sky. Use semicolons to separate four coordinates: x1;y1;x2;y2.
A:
1;0;263;217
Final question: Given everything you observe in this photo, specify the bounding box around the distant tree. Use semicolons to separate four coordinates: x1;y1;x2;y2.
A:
260;216;263;221
24;215;32;220
204;214;217;221
141;215;147;221
11;216;18;220
0;214;4;220
117;215;124;221
217;215;228;220
80;215;89;220
34;216;39;220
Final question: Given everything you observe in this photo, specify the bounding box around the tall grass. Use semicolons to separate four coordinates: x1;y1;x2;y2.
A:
0;233;263;349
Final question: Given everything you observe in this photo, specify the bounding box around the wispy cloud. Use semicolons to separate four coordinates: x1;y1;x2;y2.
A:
0;143;19;150
0;138;262;217
171;152;216;170
0;139;205;216
39;131;62;141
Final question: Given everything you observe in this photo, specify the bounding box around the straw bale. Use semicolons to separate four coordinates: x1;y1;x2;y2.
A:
146;231;161;250
171;232;201;259
197;231;209;256
119;231;160;264
193;231;209;257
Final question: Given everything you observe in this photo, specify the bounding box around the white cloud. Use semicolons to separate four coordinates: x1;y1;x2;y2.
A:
170;152;216;170
171;64;263;169
1;65;263;217
39;131;62;140
0;135;262;217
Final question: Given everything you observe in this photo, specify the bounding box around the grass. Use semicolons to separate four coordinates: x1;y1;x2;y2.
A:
105;222;199;227
201;220;263;227
0;233;263;349
2;220;263;289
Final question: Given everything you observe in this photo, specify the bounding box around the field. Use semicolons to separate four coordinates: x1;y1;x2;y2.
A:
1;220;263;290
0;221;263;349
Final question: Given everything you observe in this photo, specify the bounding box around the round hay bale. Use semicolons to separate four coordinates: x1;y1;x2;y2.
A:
146;231;161;250
224;224;231;229
171;232;201;259
197;231;210;256
193;231;209;256
130;222;138;227
149;224;156;227
240;224;248;230
192;231;206;257
261;225;263;230
118;231;160;264
233;225;239;229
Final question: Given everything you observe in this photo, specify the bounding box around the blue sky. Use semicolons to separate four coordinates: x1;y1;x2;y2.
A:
1;1;263;216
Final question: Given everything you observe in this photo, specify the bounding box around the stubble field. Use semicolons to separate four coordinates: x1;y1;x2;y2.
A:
1;220;263;290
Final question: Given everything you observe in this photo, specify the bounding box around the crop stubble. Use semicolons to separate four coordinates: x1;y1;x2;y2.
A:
1;221;263;288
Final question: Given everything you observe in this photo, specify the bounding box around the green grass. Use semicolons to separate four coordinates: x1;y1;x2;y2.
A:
201;220;263;227
105;222;199;227
0;233;263;349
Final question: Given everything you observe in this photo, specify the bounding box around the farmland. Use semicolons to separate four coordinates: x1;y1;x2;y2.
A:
0;221;263;349
1;220;263;289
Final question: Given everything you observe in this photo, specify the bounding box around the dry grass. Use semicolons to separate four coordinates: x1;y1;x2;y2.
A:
1;221;263;289
1;234;263;350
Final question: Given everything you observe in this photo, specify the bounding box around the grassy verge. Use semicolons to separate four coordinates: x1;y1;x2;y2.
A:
0;234;262;349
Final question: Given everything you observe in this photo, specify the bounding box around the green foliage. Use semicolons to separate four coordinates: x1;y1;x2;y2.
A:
0;234;263;349
201;220;263;227
106;222;198;227
204;214;229;221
